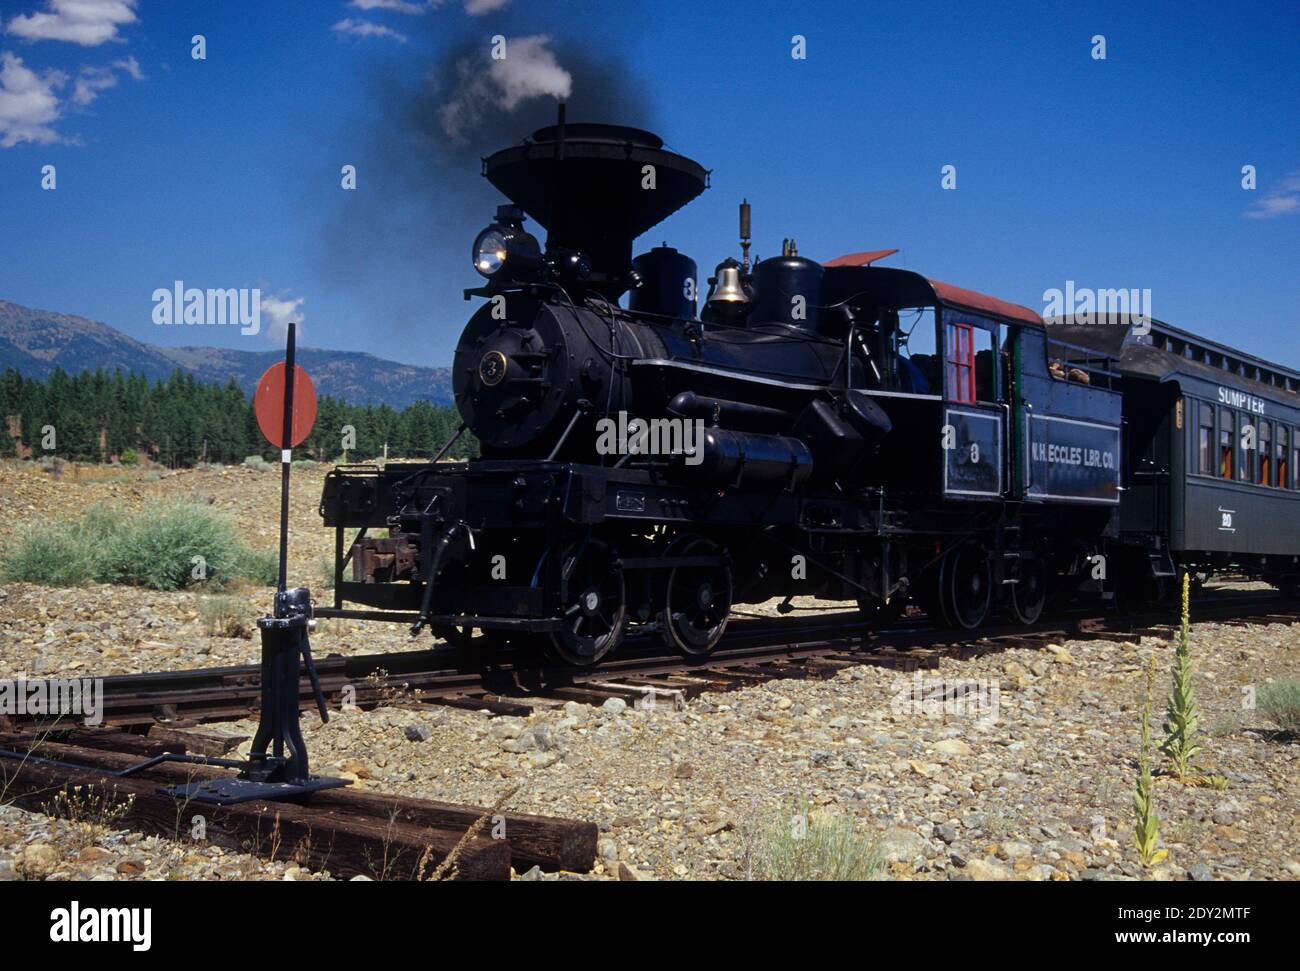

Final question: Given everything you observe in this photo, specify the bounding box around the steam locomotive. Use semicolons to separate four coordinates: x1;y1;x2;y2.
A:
317;121;1300;664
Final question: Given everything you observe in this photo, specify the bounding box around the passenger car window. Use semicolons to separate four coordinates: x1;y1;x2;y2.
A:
1219;408;1234;479
1260;421;1272;485
1240;417;1254;482
1197;401;1213;474
1278;426;1289;489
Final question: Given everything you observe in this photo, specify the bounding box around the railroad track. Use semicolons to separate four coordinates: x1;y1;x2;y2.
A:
0;590;1293;882
8;591;1297;728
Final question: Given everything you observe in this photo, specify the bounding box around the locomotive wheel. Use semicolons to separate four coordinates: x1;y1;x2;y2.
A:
660;536;732;657
939;544;992;630
548;540;627;666
1010;556;1048;625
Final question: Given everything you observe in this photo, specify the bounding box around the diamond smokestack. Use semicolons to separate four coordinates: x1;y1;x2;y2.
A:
482;120;708;297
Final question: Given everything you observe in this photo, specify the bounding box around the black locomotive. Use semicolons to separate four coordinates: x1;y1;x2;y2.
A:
317;121;1300;664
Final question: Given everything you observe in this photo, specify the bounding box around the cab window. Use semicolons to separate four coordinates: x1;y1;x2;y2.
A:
945;322;996;403
893;307;939;395
945;322;975;402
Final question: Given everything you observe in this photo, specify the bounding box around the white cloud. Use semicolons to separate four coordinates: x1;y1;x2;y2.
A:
332;18;408;43
70;57;139;105
6;0;138;47
260;293;306;343
64;53;140;107
349;0;431;12
0;50;66;147
1244;170;1300;220
71;64;112;104
343;0;511;17
439;34;571;141
113;54;141;79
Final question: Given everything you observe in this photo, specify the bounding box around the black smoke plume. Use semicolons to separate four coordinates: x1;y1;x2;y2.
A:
318;12;656;353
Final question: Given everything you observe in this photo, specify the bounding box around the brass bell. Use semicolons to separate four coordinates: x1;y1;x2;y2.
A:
705;258;749;306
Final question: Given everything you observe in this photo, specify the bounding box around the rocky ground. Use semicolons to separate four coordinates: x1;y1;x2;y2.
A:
279;621;1297;882
0;804;332;882
0;460;1296;880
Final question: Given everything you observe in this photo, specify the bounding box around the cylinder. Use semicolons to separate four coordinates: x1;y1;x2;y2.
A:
630;245;698;319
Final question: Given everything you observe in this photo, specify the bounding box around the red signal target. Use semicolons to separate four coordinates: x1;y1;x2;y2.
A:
254;362;318;449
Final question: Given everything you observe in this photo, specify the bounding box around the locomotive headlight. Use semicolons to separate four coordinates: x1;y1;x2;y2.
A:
472;213;542;281
473;228;509;277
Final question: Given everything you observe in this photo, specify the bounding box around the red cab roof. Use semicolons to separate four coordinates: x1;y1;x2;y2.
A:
822;249;1044;327
823;249;899;267
929;278;1043;328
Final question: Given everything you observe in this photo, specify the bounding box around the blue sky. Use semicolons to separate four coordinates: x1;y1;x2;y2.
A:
1;0;1297;368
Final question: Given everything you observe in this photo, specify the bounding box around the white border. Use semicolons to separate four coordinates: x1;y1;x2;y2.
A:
943;406;1003;498
1023;412;1121;504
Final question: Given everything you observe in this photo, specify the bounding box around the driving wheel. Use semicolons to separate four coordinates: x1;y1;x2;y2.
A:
939;543;992;630
549;540;627;666
1010;555;1048;625
660;536;732;657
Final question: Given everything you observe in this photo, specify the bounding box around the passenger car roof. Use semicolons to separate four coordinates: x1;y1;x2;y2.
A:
1045;316;1300;408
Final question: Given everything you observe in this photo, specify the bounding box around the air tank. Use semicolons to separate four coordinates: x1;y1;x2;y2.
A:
630;245;698;319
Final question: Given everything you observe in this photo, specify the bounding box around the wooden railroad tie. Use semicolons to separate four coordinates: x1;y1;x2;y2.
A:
0;731;596;879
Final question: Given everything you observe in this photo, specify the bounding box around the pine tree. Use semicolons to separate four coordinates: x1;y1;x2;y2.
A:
2;367;471;467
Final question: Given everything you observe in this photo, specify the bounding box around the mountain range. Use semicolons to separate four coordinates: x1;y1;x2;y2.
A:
0;299;453;408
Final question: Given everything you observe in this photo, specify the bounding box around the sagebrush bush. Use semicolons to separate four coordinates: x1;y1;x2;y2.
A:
0;522;98;586
317;554;336;590
745;800;884;881
200;595;253;638
0;501;276;591
1257;679;1300;734
233;546;278;587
